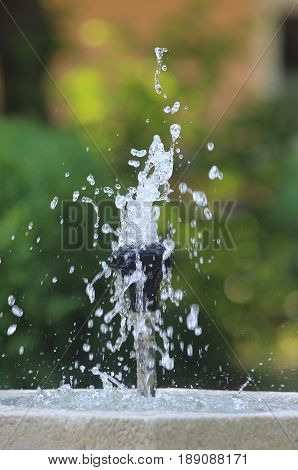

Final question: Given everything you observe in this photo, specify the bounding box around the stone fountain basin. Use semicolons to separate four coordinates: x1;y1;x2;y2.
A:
0;389;297;450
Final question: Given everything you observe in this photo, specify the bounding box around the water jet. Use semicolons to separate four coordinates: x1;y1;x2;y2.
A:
112;243;173;397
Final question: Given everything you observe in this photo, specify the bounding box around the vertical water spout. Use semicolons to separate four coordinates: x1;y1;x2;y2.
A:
112;244;172;397
133;309;157;397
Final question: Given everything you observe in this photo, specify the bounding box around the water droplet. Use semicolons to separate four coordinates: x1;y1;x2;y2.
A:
204;208;212;220
161;353;174;370
179;182;188;194
19;345;24;355
192;191;207;207
103;187;114;197
128;160;140;168
162;64;167;71
7;324;17;336
28;222;33;230
131;148;147;158
91;366;100;375
12;305;23;317
101;224;112;234
65;172;70;178
161;289;168;302
100;324;108;333
50;196;59;210
83;343;91;352
171;101;180;114
73;191;80;202
8;295;15;307
164;101;180;115
86;283;95;304
208;165;223;180
95;308;103;318
163;238;175;256
207;142;214;151
155;47;168;61
186;304;199;330
174;289;183;301
170;123;181;142
52;277;58;284
69;265;75;274
87;174;95;186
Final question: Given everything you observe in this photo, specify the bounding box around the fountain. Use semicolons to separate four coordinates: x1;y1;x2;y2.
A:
0;47;297;450
83;46;181;397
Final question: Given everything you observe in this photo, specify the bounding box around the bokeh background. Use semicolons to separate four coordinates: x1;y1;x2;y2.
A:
0;0;297;391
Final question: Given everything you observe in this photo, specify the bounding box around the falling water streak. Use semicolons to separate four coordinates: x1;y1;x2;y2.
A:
238;377;252;395
81;196;100;246
154;47;168;95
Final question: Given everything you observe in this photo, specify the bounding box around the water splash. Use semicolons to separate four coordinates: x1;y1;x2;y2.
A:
75;47;212;395
117;132;177;247
39;47;220;395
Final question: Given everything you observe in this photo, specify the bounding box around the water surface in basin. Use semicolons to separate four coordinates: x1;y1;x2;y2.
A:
1;387;297;414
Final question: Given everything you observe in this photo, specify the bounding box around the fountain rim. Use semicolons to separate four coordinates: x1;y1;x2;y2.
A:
0;388;297;420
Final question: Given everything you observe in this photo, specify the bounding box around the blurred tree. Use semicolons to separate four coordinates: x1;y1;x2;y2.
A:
0;0;57;120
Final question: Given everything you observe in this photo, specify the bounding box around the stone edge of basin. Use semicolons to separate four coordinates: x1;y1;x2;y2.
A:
0;389;297;450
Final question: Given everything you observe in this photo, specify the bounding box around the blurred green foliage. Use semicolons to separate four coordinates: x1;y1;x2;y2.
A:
0;118;113;388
